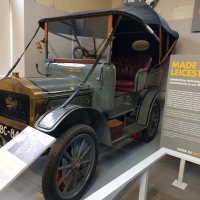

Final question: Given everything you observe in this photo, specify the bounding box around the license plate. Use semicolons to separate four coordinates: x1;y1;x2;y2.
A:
0;123;21;141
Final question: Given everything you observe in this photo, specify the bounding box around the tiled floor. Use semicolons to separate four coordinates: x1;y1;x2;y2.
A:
121;155;200;200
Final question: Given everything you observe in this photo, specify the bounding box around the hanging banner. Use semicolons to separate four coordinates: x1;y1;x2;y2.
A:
0;126;56;192
160;55;200;158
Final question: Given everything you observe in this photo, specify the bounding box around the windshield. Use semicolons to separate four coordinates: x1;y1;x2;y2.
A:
47;16;109;60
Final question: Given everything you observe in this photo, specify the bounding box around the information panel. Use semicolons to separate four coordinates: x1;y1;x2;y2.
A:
160;55;200;158
0;126;56;191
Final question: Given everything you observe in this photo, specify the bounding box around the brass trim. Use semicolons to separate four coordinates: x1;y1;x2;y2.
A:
5;97;18;110
40;37;46;44
0;77;44;128
84;98;90;105
36;42;44;53
64;68;81;73
12;72;19;78
45;90;93;99
126;96;131;100
0;116;27;131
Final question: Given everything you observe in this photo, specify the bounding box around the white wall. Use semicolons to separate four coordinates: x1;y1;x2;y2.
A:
112;0;195;21
154;0;195;20
11;0;25;76
35;0;112;13
0;0;11;77
11;0;68;78
24;0;68;77
169;19;200;55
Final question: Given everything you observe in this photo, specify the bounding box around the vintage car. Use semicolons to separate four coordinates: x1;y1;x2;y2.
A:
0;3;178;200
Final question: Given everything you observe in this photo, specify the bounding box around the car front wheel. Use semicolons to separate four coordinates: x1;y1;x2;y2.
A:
42;124;99;200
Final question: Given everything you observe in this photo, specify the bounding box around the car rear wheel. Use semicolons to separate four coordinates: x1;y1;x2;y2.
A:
42;124;99;200
141;100;160;142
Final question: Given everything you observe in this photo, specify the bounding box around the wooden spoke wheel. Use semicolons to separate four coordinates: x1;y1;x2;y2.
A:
141;100;160;142
42;124;98;200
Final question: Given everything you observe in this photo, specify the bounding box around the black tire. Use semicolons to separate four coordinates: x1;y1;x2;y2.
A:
42;124;99;200
141;100;160;142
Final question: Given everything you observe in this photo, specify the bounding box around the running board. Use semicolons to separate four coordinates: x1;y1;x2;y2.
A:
112;123;146;145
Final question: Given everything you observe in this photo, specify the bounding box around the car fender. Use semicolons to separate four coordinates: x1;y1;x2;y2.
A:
35;105;112;146
136;89;162;126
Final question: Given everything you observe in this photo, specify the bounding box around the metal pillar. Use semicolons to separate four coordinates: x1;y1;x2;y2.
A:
172;159;187;190
139;169;149;200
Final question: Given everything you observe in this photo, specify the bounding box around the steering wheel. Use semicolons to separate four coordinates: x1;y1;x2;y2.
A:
73;46;92;59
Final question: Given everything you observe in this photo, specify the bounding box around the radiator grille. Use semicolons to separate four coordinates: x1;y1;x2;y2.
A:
0;90;30;124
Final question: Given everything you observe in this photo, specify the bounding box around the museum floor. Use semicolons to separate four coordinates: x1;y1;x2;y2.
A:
0;131;200;200
121;155;200;200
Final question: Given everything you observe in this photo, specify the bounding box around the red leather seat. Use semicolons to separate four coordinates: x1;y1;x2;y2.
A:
111;55;152;92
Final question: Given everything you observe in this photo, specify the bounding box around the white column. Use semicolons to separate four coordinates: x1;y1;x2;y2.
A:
172;158;188;190
11;0;25;77
139;169;149;200
0;0;11;77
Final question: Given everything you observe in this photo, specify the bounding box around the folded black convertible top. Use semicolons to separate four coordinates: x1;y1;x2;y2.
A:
38;3;179;39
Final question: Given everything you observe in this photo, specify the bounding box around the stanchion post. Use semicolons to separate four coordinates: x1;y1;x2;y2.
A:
177;159;186;186
139;169;149;200
172;158;187;190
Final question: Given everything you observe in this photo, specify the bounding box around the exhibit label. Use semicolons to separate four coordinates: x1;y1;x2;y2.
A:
160;55;200;158
0;126;56;192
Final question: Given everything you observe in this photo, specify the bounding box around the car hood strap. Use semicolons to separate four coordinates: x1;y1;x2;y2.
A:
5;25;40;78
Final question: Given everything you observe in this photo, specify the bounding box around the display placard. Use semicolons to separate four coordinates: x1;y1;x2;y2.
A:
0;126;56;192
160;55;200;158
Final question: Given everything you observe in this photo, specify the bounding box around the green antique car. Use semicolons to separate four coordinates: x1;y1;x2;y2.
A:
0;3;178;200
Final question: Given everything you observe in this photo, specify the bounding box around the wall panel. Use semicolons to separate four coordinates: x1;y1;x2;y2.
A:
111;0;195;21
0;0;11;77
11;0;25;76
24;0;67;77
169;19;200;55
35;0;112;13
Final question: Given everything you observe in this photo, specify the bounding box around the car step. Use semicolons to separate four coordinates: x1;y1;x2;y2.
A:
111;123;146;145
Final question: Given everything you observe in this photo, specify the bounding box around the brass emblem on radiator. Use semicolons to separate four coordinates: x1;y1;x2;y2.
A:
5;97;18;110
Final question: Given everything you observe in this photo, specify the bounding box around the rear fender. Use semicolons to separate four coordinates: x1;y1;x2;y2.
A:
137;89;162;126
35;105;112;146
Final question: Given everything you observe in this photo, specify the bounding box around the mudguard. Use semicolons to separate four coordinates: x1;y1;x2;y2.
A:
136;89;162;126
35;104;112;146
